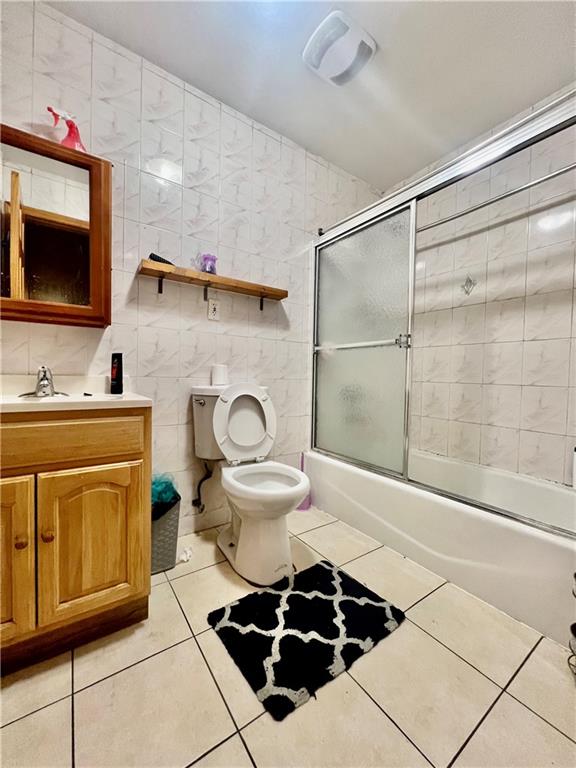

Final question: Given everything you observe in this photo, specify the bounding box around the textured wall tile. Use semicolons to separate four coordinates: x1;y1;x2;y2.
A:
449;384;483;423
142;68;183;134
522;339;570;386
140;173;182;232
518;431;566;483
483;342;523;385
520;386;568;434
92;101;140;167
480;426;519;473
141;122;183;184
34;11;92;93
183;141;220;197
1;59;33;131
482;385;522;428
451;344;484;384
524;290;572;340
93;43;141;116
420;417;449;455
485;298;524;342
448;421;481;463
1;2;33;68
526;241;575;295
184;92;220;150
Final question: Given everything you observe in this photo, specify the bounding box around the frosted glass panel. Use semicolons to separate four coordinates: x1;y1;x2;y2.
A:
315;346;407;473
317;208;411;345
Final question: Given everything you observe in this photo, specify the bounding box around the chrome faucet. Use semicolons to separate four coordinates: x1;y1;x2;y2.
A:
19;366;69;398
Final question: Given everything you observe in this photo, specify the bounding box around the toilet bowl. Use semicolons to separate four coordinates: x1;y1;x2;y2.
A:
191;383;310;586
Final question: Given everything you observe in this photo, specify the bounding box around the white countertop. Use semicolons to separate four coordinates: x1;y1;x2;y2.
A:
0;392;152;413
0;375;152;413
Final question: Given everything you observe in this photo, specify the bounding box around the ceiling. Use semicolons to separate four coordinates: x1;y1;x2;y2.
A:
52;1;575;190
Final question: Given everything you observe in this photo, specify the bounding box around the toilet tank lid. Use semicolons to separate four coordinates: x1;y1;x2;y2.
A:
191;384;229;396
191;383;269;397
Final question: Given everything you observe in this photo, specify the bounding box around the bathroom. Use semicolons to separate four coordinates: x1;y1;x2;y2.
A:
0;0;575;765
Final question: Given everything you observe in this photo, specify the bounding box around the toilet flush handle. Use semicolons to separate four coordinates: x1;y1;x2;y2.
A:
194;398;206;406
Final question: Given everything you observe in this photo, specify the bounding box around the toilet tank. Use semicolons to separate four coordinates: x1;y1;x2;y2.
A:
191;385;226;460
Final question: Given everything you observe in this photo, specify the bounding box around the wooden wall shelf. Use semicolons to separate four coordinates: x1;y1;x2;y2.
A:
138;259;288;308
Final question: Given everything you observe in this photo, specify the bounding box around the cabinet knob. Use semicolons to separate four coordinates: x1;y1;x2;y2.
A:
41;531;55;543
14;537;28;550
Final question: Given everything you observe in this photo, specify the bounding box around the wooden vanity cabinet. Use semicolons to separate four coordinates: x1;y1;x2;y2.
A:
0;407;151;674
0;476;35;642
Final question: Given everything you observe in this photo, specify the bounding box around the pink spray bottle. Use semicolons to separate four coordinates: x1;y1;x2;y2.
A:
46;106;87;152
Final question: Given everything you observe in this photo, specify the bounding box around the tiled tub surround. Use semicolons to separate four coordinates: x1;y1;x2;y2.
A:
411;125;576;490
2;510;575;768
0;2;380;533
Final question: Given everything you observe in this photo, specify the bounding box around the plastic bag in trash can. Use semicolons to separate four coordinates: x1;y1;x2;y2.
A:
151;474;181;521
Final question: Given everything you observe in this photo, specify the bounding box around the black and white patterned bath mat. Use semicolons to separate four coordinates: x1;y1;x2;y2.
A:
207;559;405;721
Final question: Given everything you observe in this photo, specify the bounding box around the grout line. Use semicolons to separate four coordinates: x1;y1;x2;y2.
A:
184;733;239;768
500;636;576;746
0;693;73;730
237;729;258;768
504;689;576;746
293;530;383;568
338;544;385;567
345;671;436;768
445;688;506;768
239;711;267;731
403;580;448;612
501;635;543;691
288;518;338;537
165;557;227;584
166;578;243;734
446;636;544;768
405;617;508;689
292;534;335;563
71;637;192;695
194;625;214;639
166;579;260;767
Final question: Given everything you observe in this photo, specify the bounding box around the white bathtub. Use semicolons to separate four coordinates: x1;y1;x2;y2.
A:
409;449;575;534
305;450;576;645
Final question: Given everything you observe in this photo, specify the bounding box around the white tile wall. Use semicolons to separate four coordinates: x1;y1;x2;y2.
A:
0;1;380;534
412;123;576;487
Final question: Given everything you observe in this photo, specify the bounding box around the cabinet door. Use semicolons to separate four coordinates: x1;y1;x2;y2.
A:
0;476;35;642
37;461;148;627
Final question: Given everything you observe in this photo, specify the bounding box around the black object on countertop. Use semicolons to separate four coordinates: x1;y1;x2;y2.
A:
110;352;123;395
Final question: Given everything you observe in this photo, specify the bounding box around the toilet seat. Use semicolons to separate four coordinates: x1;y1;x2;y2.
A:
213;383;276;464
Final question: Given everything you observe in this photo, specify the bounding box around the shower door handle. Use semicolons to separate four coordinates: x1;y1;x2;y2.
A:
394;334;411;349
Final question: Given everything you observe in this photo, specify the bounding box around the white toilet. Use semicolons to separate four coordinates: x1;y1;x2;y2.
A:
191;382;310;586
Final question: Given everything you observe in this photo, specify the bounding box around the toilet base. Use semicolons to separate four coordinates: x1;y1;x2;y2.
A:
218;510;293;587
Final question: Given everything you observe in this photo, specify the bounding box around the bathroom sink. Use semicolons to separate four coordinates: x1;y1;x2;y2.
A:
0;392;152;413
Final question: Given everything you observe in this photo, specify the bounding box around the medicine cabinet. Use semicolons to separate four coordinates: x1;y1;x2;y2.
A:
0;125;112;327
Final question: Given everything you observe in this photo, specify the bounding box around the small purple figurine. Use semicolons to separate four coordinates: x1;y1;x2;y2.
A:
199;253;217;274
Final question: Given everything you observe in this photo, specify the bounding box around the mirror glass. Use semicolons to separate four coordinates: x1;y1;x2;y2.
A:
1;144;90;305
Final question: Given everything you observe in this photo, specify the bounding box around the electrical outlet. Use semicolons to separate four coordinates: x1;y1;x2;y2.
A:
207;298;220;321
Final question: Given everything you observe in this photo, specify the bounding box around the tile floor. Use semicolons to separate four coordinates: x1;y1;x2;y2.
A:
2;507;575;768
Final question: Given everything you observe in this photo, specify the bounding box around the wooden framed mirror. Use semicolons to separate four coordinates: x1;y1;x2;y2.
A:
0;125;112;327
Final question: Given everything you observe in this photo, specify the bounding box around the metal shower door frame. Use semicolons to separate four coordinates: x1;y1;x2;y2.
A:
310;89;576;536
311;200;416;478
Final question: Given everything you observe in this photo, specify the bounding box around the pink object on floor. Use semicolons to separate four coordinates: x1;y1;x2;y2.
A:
297;453;311;510
47;106;87;152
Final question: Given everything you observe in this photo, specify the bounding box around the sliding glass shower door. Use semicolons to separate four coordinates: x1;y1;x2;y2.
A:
313;206;413;474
